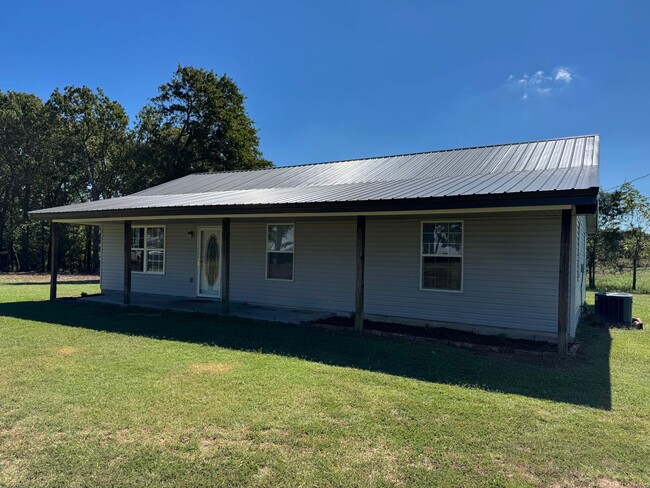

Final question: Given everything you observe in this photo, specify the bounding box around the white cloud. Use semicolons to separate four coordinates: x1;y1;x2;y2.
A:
505;66;576;100
554;68;573;83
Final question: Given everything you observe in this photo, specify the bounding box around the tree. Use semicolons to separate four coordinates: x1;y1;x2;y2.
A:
587;189;624;288
46;86;133;271
617;183;650;290
46;86;132;201
135;65;271;188
0;91;49;271
588;183;650;291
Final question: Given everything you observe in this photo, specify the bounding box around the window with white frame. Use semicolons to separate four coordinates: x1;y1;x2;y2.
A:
266;224;294;280
131;226;165;273
421;222;463;291
576;222;581;281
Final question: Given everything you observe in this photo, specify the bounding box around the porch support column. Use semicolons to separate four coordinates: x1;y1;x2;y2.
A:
49;222;59;301
123;220;132;305
221;218;231;315
355;216;366;331
557;209;572;358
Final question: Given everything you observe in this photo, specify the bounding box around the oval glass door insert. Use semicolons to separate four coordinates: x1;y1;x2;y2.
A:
205;235;220;286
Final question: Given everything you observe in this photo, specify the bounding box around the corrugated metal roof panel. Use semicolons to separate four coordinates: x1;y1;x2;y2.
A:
31;135;600;217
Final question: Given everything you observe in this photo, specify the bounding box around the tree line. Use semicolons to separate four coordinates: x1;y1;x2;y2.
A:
0;66;271;273
588;182;650;290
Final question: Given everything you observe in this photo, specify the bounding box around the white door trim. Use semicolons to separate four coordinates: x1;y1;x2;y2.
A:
196;226;222;298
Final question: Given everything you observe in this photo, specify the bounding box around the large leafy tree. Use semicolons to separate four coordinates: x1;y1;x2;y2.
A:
46;86;132;202
46;86;133;271
135;66;271;188
0;91;50;271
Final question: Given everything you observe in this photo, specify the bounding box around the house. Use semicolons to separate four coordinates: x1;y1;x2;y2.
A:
30;135;600;355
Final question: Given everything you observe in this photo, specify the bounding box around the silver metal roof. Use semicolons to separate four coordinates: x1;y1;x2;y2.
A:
31;135;600;219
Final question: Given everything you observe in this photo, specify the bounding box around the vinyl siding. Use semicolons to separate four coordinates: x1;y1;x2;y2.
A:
99;212;566;339
101;219;356;310
364;214;561;336
570;214;587;337
101;222;205;297
229;220;356;312
100;223;123;292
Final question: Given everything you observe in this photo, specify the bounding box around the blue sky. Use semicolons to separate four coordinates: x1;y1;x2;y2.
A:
2;0;649;195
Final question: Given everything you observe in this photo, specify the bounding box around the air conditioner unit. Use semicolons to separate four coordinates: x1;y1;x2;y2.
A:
594;292;633;326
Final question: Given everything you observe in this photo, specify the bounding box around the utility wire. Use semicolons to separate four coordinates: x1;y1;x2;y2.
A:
606;171;650;191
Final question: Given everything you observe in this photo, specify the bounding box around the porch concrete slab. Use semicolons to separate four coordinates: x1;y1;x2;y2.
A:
79;292;334;324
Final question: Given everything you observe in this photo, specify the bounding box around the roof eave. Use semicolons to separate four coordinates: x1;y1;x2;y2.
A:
29;188;599;222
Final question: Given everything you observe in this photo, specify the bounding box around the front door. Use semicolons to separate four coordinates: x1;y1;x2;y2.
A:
197;227;222;298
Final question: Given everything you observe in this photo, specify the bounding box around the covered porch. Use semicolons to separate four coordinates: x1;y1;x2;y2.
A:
44;207;582;355
79;290;334;324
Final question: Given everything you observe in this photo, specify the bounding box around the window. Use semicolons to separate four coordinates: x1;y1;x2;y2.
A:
421;221;463;291
576;221;580;281
131;226;165;274
266;224;294;280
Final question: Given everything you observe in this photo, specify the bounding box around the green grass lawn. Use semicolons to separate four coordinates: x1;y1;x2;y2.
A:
1;276;649;487
590;268;650;294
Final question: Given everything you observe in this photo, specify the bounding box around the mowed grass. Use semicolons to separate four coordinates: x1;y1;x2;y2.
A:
0;276;649;487
590;268;650;294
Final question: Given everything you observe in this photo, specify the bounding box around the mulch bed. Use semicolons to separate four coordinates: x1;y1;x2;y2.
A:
308;316;574;358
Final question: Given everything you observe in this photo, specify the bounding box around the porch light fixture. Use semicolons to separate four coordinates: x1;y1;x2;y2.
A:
187;231;194;239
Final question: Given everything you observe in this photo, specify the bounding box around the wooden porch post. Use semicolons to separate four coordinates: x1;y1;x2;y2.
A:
355;216;366;331
558;209;572;357
123;220;132;305
49;222;59;301
221;218;231;315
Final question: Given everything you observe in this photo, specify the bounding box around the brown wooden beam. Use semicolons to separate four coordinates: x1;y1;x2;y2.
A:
123;220;132;305
49;222;59;301
221;218;231;315
355;216;366;331
557;209;572;357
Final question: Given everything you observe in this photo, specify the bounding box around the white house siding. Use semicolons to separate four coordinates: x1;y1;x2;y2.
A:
101;221;219;298
99;223;122;291
229;219;357;313
364;213;562;339
570;214;587;337
99;211;576;340
100;218;357;311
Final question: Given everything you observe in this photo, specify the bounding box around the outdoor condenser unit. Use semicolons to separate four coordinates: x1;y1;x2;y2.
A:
594;292;633;326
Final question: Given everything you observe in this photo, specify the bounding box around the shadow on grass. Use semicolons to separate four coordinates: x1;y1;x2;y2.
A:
0;299;612;410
